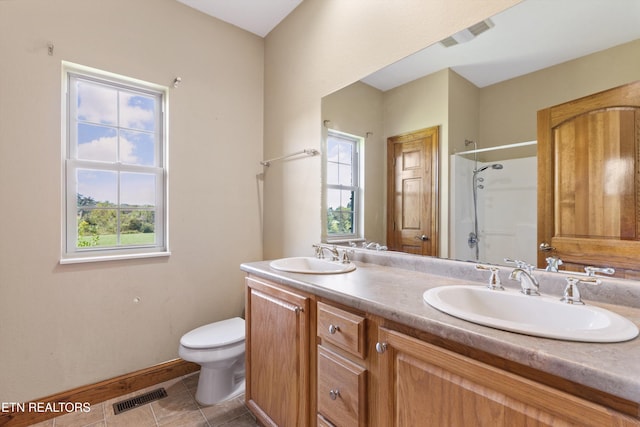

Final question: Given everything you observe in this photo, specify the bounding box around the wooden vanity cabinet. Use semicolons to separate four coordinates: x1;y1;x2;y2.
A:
376;327;639;427
245;274;638;427
245;276;312;427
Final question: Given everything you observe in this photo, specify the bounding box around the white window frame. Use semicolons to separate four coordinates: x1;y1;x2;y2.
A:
61;63;169;263
323;129;364;242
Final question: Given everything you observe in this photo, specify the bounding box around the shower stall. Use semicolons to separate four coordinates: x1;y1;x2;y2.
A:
450;141;537;266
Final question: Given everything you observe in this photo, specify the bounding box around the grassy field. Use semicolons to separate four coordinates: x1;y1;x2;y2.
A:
78;233;155;247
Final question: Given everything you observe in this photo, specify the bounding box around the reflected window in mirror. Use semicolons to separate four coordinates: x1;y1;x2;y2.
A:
324;130;363;241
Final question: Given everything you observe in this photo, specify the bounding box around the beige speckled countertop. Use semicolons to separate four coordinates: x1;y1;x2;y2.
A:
241;251;640;409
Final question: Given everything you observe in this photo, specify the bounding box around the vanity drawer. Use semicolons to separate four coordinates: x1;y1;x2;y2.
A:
317;301;366;358
317;346;366;427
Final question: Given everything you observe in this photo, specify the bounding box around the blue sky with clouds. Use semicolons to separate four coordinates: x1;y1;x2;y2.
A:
74;80;159;206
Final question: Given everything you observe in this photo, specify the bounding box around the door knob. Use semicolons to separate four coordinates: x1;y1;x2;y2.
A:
415;234;429;241
539;242;555;251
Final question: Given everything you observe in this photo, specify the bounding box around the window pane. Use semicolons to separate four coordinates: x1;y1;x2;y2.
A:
120;210;156;245
327;138;340;162
327;162;339;186
77;123;117;162
327;207;354;235
121;173;156;207
339;163;353;186
77;169;117;206
338;141;353;165
76;81;117;125
327;189;354;210
120;92;156;131
77;208;117;248
120;130;155;166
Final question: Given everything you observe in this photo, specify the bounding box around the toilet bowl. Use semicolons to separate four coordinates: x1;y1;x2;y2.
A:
178;317;246;405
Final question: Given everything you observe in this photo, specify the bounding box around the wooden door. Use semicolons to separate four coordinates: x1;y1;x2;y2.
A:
387;127;439;256
376;327;638;426
538;81;640;277
245;276;310;427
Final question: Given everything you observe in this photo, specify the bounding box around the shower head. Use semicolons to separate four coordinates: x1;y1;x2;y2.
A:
474;163;503;173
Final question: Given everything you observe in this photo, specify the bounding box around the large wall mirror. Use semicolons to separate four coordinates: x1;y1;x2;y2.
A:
321;0;640;269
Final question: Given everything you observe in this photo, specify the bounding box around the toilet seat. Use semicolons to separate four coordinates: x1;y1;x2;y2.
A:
180;317;245;349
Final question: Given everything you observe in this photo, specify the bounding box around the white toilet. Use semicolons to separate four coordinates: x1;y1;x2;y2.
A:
178;317;246;405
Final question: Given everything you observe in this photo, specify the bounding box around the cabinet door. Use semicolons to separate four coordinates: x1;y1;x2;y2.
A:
245;277;310;427
538;80;640;276
317;346;367;427
377;327;638;427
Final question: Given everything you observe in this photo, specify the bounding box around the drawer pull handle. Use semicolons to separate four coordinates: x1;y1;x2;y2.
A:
329;389;340;400
328;324;340;334
376;342;387;353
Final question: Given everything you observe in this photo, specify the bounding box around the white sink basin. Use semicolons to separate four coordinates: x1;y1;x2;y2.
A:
269;257;356;274
423;285;639;343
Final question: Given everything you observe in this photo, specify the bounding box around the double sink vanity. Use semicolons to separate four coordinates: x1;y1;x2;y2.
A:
241;248;640;426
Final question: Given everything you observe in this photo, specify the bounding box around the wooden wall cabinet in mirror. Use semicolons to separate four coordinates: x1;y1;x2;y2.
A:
538;80;640;278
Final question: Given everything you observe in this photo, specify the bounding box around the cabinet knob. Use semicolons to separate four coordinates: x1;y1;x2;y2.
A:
328;324;340;334
329;389;340;400
375;342;387;353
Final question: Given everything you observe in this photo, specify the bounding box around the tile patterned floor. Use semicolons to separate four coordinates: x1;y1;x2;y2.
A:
29;372;257;427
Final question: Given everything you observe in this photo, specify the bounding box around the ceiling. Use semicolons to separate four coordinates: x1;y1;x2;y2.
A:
363;0;640;90
176;0;640;90
176;0;303;37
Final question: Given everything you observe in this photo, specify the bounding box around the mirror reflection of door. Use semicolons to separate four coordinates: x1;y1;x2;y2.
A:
538;80;640;278
387;126;439;256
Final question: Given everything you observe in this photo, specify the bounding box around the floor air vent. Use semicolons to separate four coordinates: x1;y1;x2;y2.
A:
113;387;168;415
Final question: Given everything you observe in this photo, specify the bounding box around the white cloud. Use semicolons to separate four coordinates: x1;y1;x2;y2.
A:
77;82;117;124
78;83;155;130
78;136;139;164
120;93;155;130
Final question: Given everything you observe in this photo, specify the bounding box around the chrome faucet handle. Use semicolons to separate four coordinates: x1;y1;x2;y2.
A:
584;266;615;277
339;249;354;264
545;256;563;272
312;244;325;259
504;258;534;274
561;276;601;305
475;264;504;290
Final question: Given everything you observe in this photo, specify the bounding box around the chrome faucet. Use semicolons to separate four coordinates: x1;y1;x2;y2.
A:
509;268;540;295
313;244;350;263
505;258;540;295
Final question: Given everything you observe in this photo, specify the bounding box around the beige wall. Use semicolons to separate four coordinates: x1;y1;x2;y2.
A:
0;0;263;401
263;0;522;259
479;38;640;149
383;69;451;255
321;82;385;244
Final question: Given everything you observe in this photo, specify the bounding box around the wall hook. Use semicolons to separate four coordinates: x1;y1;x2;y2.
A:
47;42;54;56
172;77;182;88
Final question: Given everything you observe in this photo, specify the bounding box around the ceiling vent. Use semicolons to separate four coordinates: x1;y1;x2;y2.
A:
440;19;494;48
